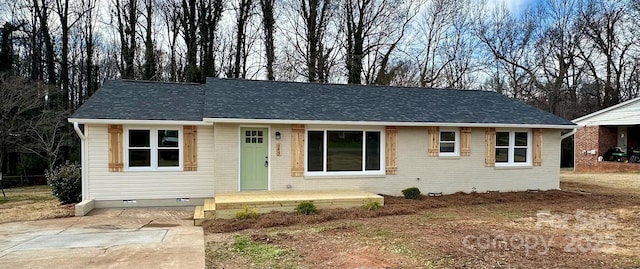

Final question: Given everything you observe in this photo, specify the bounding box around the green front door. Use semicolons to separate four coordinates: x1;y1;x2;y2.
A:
240;128;269;191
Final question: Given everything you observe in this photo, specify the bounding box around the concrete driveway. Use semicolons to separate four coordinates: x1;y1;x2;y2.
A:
0;207;204;269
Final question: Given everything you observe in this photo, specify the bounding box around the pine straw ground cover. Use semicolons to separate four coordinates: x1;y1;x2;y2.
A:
0;185;74;224
204;172;640;269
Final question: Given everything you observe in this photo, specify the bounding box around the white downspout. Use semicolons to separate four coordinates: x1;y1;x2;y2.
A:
73;122;89;201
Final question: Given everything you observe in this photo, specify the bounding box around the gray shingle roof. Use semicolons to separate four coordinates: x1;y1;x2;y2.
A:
71;80;204;121
204;78;575;126
71;78;575;127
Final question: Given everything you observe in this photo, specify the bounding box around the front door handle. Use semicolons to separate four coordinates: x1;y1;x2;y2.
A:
264;156;268;167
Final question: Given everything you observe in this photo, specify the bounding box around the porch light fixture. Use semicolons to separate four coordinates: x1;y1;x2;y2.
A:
275;131;281;140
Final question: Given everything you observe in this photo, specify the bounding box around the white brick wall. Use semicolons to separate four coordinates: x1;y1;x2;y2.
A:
213;125;561;196
84;123;560;199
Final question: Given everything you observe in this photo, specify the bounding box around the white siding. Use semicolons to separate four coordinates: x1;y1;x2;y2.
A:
212;123;240;193
85;124;215;200
214;125;561;196
574;98;640;126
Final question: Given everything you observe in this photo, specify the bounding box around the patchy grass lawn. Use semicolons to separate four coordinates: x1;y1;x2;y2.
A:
204;172;640;269
0;185;74;224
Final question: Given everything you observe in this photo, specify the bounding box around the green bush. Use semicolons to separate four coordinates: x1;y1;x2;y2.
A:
45;163;82;204
235;207;258;219
295;201;318;215
402;187;421;200
362;199;382;210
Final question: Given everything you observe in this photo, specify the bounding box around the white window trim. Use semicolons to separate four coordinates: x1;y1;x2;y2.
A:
124;126;183;171
439;128;460;157
304;126;385;177
495;129;532;167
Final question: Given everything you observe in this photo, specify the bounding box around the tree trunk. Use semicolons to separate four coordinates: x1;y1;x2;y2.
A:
181;0;199;82
233;0;253;78
260;0;275;80
143;0;156;80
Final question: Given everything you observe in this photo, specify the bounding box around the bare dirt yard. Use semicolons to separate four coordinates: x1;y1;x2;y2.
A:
204;172;640;269
0;185;74;224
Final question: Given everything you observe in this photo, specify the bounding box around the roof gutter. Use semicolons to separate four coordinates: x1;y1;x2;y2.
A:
202;118;576;129
68;118;212;126
561;129;576;140
73;122;85;140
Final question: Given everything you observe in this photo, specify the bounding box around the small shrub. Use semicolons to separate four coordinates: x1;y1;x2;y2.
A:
363;199;382;210
402;187;421;200
45;163;82;204
295;201;318;215
235;207;258;219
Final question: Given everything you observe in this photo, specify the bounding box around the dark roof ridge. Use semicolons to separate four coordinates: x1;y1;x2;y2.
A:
118;79;203;86
206;77;492;93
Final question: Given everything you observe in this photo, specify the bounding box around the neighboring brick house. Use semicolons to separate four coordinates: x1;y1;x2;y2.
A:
573;97;640;172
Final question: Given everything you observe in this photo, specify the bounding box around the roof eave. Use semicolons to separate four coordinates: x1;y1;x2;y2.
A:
68;118;211;126
202;117;576;129
572;97;640;123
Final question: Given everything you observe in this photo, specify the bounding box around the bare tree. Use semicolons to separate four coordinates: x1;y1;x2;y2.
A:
80;0;98;101
0;23;17;75
260;0;276;80
21;109;70;169
413;0;455;88
288;0;334;82
475;4;537;99
342;0;415;85
577;0;636;108
142;0;157;80
181;0;199;82
160;0;182;81
530;0;581;115
32;0;56;85
0;77;51;173
232;0;254;78
113;0;139;79
199;0;224;79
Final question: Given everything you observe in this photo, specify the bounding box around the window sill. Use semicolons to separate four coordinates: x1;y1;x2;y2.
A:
493;165;533;170
438;155;460;160
124;167;183;172
304;173;386;180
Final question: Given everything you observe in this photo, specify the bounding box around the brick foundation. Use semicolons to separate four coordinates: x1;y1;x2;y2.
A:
575;161;640;172
575;126;640;172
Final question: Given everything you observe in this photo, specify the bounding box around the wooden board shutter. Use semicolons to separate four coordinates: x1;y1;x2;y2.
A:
183;126;198;171
291;124;305;177
427;126;439;157
108;124;124;172
533;128;543;166
460;127;472;156
385;126;398;175
485;128;496;167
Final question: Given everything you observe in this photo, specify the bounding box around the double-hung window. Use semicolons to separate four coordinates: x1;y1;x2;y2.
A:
306;129;384;175
495;130;531;166
126;127;181;170
439;129;459;156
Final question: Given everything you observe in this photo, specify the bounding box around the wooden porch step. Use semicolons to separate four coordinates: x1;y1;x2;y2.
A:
193;190;384;223
204;198;216;219
193;206;205;226
213;189;384;219
193;199;217;226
